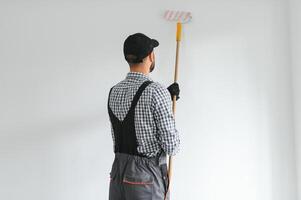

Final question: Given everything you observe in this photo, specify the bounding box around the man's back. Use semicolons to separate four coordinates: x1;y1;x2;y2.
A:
108;71;180;157
108;33;180;200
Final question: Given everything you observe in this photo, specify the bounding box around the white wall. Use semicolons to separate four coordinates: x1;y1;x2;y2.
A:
0;0;297;200
289;0;301;199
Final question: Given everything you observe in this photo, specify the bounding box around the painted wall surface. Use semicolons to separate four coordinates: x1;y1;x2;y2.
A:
289;0;301;199
0;0;297;200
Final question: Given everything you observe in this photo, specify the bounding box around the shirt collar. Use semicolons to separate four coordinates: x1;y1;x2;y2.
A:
125;71;153;82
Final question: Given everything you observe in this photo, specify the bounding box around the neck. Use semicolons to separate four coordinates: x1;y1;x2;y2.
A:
129;65;149;76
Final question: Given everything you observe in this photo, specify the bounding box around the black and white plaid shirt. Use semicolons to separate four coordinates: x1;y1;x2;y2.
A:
108;71;180;157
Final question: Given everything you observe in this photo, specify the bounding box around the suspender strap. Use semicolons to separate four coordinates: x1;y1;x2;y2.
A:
129;80;153;111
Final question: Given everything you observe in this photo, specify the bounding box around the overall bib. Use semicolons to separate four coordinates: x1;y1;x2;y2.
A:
108;80;169;200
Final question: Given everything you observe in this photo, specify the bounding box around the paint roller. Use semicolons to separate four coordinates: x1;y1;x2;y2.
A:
163;10;192;200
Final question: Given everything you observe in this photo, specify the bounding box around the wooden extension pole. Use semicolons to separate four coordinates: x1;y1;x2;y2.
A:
165;22;182;200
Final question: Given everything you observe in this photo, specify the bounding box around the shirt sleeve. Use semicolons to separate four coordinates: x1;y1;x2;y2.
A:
108;89;116;152
110;123;115;152
151;83;180;156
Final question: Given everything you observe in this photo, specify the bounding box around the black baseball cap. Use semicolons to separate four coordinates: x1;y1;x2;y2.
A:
123;33;159;63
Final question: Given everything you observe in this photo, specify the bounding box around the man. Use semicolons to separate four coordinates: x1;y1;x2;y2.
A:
107;33;180;200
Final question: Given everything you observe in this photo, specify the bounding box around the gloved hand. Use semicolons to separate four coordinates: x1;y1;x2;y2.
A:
167;82;180;101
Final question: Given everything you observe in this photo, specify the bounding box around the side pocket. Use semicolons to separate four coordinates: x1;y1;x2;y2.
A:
109;158;118;182
160;163;169;193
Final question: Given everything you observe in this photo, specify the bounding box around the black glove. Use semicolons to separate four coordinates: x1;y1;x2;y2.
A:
167;82;180;101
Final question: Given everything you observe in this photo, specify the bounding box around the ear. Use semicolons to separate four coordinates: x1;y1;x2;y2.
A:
148;51;154;62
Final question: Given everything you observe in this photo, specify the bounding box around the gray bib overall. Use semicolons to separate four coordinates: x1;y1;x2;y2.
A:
108;80;169;200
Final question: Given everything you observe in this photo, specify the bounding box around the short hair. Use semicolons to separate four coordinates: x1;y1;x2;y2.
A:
125;54;143;64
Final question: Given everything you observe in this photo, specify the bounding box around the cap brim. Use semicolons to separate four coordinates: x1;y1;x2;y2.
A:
151;39;159;47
